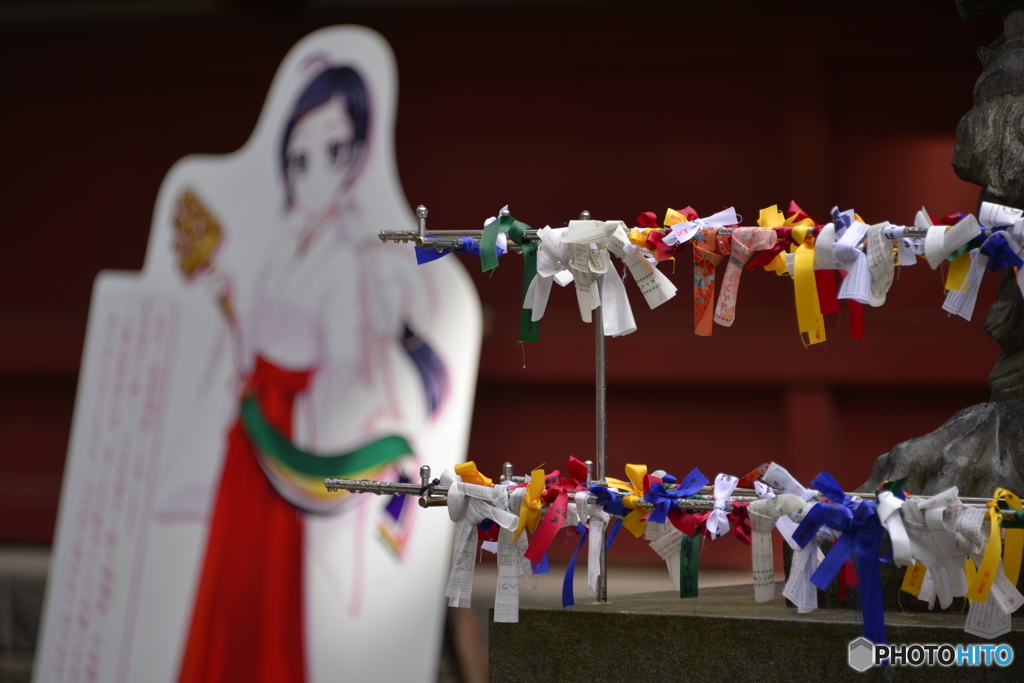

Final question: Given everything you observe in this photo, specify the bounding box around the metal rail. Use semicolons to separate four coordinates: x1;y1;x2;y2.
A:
325;465;1018;516
379;207;993;251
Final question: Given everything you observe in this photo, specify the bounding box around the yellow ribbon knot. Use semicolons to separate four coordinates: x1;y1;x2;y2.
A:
515;468;545;541
790;226;826;345
606;463;649;538
967;487;1023;603
664;208;691;227
628;227;653;248
757;206;789;275
454;461;493;487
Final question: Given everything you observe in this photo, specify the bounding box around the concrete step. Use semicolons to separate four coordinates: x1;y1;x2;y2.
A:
0;546;49;683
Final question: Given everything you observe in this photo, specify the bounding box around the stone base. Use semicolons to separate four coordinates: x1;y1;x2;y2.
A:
489;583;1023;682
0;547;47;683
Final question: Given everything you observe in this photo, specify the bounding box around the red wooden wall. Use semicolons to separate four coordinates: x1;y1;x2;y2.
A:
0;2;1006;569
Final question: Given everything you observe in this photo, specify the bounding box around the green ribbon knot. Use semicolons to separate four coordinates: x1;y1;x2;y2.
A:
507;221;540;342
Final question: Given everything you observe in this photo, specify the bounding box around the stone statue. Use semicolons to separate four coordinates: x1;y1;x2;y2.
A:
861;0;1024;500
848;1;1024;607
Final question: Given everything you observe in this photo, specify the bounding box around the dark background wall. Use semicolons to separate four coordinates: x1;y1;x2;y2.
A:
0;0;1006;566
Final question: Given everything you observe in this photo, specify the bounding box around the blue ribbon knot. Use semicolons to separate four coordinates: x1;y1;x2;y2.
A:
791;472;854;549
644;468;708;525
982;231;1024;271
794;472;887;645
589;485;628;517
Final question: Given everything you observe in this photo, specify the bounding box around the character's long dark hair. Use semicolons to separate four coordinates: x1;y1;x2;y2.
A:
280;63;448;418
280;65;370;208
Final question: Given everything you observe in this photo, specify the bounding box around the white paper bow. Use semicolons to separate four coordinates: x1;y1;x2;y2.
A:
662;206;739;247
832;219;871;304
761;464;831;557
522;226;574;323
443;475;517;609
563;220;630;334
753;480;772;499
812;222;837;270
980;200;1024;238
875;490;914;568
973;205;1024;302
898;488;969;609
922;213;980;269
752;472;825;614
704;473;739;540
754;480;801;549
560;219;677;336
762;462;817;503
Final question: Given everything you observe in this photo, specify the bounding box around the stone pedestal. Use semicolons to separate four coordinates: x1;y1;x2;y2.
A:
490;583;1023;682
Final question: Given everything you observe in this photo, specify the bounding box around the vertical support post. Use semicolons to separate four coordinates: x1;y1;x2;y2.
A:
595;302;608;602
579;209;609;603
419;465;432;508
416;205;427;239
594;308;606;484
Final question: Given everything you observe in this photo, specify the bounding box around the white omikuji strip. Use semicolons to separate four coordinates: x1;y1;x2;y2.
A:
835;220;871;303
943;248;989;321
966;590;1012;639
648;523;684;590
599;265;637;336
784;542;824;614
493;527;522;623
753;480;801;549
445;518;476;607
748;493;807;603
443;477;516;609
875;490;914;568
607;223;677;309
565;220;679;309
748;508;777;603
900;489;969;610
434;456;1024;639
510;201;1024;340
569;241;600;322
587;506;609;596
963;560;1021;639
758;463;823;613
925;214;979;269
988;564;1024;615
491;480;528;623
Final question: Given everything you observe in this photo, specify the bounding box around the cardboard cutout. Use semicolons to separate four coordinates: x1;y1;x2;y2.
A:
34;26;480;683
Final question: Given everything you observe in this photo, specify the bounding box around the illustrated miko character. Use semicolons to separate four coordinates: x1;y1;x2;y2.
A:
171;63;448;683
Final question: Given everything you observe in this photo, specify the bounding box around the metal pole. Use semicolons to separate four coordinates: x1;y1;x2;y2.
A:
577;209;609;603
416;205;427;238
595;301;609;603
594;312;606;485
379;222;982;247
